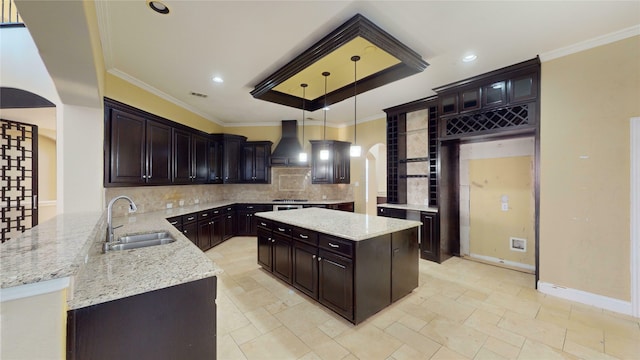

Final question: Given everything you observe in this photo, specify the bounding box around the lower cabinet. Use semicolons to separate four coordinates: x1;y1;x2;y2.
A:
67;277;217;360
318;249;354;320
222;206;236;241
182;214;199;245
258;215;418;324
420;211;448;263
237;204;272;236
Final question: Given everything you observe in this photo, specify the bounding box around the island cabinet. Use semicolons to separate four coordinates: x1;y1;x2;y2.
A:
255;208;420;324
67;277;217;360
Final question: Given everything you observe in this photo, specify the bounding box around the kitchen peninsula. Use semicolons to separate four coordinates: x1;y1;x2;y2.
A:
255;207;421;324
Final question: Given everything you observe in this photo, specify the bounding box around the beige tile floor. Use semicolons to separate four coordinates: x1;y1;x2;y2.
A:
206;237;640;360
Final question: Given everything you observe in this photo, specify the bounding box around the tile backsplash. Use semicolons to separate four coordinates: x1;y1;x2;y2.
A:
104;167;352;217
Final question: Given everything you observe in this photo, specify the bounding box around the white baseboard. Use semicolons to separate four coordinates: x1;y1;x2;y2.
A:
538;281;633;316
469;253;535;272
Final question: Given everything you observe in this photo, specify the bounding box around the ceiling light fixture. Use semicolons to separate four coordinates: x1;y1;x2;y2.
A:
299;83;308;163
320;71;330;161
148;1;170;14
212;76;224;83
462;54;477;63
350;55;362;158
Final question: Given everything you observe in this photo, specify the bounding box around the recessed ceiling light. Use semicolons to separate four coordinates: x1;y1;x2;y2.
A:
148;1;169;14
462;54;477;62
212;76;224;83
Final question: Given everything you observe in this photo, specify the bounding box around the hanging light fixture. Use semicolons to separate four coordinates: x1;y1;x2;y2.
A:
320;71;330;161
350;55;362;157
299;83;308;163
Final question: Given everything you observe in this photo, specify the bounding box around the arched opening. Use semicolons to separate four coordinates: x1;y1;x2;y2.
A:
365;143;386;216
0;87;56;241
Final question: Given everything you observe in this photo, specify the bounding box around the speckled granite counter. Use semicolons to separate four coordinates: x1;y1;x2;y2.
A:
255;207;421;240
377;203;439;212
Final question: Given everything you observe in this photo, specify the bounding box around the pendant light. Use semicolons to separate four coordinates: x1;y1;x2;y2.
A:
350;55;362;157
298;83;308;163
320;71;330;161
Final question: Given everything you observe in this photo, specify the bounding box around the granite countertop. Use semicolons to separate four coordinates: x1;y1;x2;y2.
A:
1;199;355;309
255;207;421;241
377;203;439;213
0;212;104;289
69;208;223;310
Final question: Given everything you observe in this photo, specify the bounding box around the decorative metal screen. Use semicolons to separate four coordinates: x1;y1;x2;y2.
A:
1;119;38;242
445;105;529;136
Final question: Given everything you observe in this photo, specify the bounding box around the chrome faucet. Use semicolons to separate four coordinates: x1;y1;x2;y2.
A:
105;195;138;252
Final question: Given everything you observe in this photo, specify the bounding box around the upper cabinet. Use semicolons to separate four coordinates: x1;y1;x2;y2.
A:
242;141;272;183
104;98;269;187
433;57;540;140
105;107;172;185
310;140;351;184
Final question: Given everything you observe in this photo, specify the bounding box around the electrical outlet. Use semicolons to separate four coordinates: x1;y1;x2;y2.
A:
166;203;173;209
501;203;509;211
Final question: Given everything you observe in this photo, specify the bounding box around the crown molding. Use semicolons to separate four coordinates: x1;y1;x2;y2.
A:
94;0;113;69
540;24;640;62
107;69;224;126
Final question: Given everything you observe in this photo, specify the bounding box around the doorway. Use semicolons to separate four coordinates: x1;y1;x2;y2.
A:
365;143;386;216
459;137;535;272
0;87;56;242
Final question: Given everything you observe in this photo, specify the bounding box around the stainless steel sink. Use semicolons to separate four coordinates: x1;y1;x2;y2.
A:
105;231;176;251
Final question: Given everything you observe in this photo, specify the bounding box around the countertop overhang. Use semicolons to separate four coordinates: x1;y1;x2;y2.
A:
255;207;421;241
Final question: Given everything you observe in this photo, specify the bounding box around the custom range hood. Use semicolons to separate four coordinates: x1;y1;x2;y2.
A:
270;120;307;167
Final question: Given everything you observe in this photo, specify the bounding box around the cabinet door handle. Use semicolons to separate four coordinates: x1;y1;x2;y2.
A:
317;257;322;262
202;213;208;217
227;215;232;219
326;259;346;269
277;227;285;232
142;175;147;179
247;206;254;209
184;230;188;234
187;216;195;221
299;234;308;239
170;221;178;225
328;242;339;248
271;239;275;243
260;222;267;226
213;211;219;214
312;255;316;259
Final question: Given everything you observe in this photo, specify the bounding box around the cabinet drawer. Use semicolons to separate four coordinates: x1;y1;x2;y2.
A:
210;207;223;217
273;222;291;236
167;216;182;228
256;218;272;230
319;234;353;258
292;227;318;245
183;213;198;224
198;210;212;220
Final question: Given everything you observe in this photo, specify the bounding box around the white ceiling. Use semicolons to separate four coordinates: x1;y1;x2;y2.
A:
96;1;640;127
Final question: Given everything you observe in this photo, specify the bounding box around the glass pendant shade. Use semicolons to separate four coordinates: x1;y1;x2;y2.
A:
350;145;361;157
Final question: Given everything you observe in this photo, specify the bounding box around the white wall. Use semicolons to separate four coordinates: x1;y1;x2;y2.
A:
1;26;103;214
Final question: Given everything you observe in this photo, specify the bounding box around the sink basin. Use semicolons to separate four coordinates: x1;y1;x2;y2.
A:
118;231;174;244
106;231;176;251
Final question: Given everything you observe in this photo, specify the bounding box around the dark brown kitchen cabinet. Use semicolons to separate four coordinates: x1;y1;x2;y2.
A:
237;204;272;236
482;81;507;107
173;130;209;184
257;225;273;270
318;248;354;320
242;141;272;183
182;214;198;245
106;108;172;185
272;229;293;283
222;206;236;240
67;277;217;360
220;134;246;184
420;211;450;263
439;93;458;115
256;213;419;325
208;138;224;183
257;221;293;284
197;209;223;251
460;88;480;112
509;73;537;103
310;140;351;184
377;206;407;219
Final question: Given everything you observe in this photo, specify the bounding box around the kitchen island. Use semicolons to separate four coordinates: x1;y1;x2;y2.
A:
255;207;421;324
